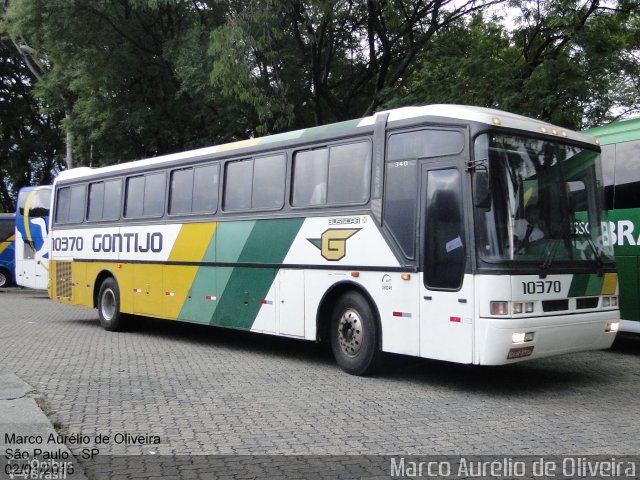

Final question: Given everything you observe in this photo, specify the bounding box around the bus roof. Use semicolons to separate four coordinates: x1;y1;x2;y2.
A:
55;104;598;183
584;117;640;145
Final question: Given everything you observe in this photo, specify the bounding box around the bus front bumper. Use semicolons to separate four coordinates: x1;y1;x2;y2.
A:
476;311;619;365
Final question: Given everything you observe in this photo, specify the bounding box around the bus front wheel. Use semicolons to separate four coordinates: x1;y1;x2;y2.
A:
330;292;380;376
98;277;124;331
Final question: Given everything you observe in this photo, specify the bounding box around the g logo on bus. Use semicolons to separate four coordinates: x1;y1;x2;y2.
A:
308;228;361;261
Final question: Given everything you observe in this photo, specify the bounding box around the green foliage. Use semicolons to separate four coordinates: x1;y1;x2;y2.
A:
386;1;640;129
0;0;639;199
2;0;248;168
0;39;63;212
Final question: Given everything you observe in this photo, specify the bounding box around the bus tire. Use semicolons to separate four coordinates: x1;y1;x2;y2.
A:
330;291;380;376
0;268;11;288
98;277;124;331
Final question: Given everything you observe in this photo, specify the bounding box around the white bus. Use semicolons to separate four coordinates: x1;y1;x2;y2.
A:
48;105;619;375
15;186;52;290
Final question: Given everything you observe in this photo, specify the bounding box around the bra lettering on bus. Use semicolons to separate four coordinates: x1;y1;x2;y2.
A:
608;220;640;246
92;232;163;253
575;220;640;246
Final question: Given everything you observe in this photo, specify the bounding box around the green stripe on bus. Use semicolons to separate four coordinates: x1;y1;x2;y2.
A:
568;273;604;297
215;218;304;329
584;274;603;296
568;274;590;297
178;221;256;324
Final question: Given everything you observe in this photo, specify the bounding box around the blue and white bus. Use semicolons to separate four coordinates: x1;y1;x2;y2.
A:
0;213;16;287
15;186;52;290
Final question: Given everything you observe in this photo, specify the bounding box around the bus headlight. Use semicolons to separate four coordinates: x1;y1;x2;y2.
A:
512;332;535;344
605;321;620;333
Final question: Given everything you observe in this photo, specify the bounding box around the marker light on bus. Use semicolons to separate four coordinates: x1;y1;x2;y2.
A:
492;301;534;316
602;296;618;307
605;321;620;333
512;302;533;314
490;301;508;315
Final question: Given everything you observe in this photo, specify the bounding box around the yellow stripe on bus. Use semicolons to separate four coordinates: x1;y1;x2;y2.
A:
161;222;218;319
0;235;15;255
23;190;34;247
601;272;618;295
169;223;216;262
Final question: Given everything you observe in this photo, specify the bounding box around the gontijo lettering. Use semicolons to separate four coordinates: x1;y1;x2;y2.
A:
92;232;163;253
51;233;164;253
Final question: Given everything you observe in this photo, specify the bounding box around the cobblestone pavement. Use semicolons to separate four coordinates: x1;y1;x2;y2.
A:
1;288;639;476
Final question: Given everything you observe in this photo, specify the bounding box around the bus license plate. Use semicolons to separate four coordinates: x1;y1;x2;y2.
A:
507;346;534;359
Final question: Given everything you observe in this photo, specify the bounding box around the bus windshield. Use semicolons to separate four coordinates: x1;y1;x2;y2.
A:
474;133;615;267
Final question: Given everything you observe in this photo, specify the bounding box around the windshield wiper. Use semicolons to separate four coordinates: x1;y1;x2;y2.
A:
573;227;604;276
539;240;561;278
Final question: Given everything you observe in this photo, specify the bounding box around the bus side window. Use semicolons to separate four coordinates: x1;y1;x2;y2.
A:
0;220;12;243
55;185;85;224
600;144;615;210
292;149;328;206
613;140;640;209
193;164;219;213
252;154;285;209
87;182;105;221
124;176;145;218
327;142;371;204
103;180;122;220
169;168;194;215
125;173;165;218
383;160;418;259
424;169;465;290
224;159;253;211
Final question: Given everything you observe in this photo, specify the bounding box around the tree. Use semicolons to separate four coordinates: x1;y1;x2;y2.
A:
387;0;640;129
0;39;63;212
2;0;250;167
210;0;503;133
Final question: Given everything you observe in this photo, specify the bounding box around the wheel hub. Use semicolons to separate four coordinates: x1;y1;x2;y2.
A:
338;309;363;357
101;289;116;321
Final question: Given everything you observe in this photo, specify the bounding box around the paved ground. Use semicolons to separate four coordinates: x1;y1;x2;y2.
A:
1;287;639;478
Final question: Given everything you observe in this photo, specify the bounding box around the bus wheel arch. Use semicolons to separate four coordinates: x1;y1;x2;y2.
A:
93;270;116;308
317;282;382;376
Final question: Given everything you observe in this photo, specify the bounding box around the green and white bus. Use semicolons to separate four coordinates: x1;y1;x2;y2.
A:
586;118;640;333
49;105;620;375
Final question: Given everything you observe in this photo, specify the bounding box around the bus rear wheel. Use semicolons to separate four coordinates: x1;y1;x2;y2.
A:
98;277;125;331
330;291;380;376
0;268;11;288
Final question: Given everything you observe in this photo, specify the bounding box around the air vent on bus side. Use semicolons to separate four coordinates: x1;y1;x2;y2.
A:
55;261;73;299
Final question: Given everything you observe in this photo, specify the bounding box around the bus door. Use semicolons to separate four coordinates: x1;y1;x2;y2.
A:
419;164;474;363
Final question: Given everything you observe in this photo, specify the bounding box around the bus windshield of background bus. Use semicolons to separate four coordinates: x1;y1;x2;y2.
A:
474;133;615;266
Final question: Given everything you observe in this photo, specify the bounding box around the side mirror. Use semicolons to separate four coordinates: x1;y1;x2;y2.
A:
473;170;491;209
